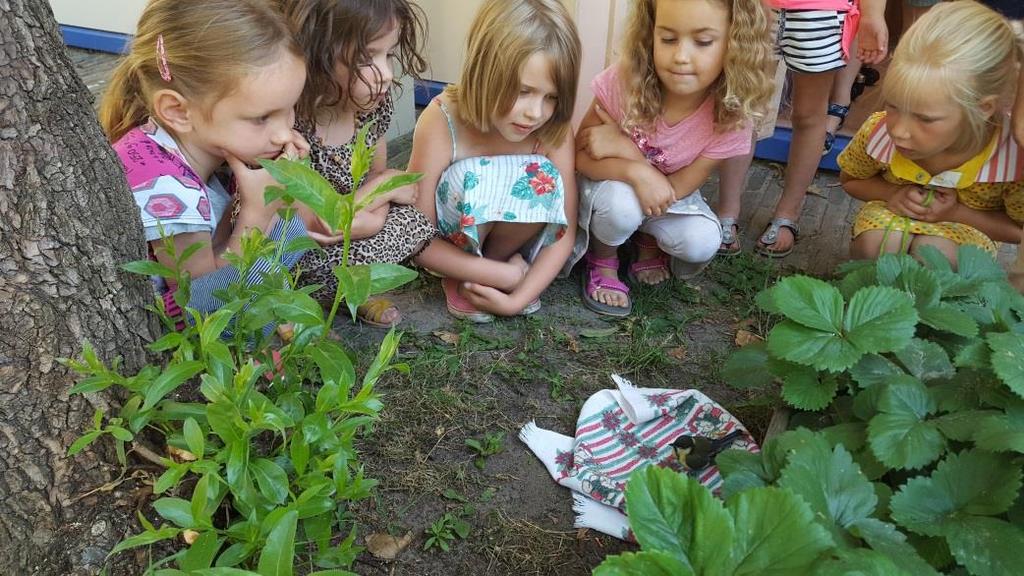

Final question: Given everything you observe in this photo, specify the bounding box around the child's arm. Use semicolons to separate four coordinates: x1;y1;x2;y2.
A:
665;156;722;202
462;130;579;314
922;189;1022;243
575;100;675;217
1013;62;1024;148
576;101;645;163
856;0;889;65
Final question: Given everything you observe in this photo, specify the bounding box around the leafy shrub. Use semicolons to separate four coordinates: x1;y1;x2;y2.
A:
66;127;420;573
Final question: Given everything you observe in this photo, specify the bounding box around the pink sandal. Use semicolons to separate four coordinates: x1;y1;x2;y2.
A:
629;236;670;286
581;253;632;317
442;277;494;323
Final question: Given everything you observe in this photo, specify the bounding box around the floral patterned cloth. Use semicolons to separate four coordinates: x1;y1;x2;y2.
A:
519;374;758;540
435;154;568;256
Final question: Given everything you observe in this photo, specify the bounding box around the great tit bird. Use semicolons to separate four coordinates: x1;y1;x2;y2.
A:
670;430;746;470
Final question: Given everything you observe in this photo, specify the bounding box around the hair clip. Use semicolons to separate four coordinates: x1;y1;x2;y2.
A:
156;34;172;82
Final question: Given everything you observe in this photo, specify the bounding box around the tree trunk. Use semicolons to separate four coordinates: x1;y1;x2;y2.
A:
0;1;159;573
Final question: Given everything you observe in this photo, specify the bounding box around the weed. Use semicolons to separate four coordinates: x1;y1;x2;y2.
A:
423;512;471;552
465;432;505;469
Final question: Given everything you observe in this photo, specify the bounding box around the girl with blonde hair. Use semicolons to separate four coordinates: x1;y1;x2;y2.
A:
407;0;581;322
572;0;775;316
840;0;1024;266
100;0;310;320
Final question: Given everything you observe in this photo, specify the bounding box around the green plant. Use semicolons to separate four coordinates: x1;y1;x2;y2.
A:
65;125;421;573
465;432;504;470
716;246;1024;575
423;512;471;552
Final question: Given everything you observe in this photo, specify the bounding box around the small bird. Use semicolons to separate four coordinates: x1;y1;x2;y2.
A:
671;430;746;470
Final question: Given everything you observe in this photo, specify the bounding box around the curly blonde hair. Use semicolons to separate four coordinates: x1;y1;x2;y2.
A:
619;0;774;132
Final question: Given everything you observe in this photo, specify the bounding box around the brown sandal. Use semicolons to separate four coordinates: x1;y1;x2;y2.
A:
356;297;401;328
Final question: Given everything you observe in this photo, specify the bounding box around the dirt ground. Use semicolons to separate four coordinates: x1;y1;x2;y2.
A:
338;252;789;576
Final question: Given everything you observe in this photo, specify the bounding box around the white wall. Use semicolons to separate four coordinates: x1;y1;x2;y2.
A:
49;0;146;35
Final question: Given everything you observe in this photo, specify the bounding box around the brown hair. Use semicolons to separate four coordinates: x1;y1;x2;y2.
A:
445;0;581;147
280;0;427;123
99;0;301;142
881;0;1021;155
620;0;774;132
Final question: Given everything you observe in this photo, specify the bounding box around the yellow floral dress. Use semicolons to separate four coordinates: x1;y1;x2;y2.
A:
838;111;1024;254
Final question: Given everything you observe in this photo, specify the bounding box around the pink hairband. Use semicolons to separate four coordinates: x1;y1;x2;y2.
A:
156;34;172;82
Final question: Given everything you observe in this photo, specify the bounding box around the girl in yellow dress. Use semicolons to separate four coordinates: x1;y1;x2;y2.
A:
838;0;1023;266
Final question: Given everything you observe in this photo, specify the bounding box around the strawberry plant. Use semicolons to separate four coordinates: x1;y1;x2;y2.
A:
713;246;1024;575
65;126;421;573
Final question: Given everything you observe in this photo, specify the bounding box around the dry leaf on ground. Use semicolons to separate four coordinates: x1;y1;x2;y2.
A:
433;330;460;345
167;445;197;462
735;329;763;347
667;346;687;361
366;532;413;561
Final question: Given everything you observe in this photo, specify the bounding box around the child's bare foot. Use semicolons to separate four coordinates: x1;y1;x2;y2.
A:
630;234;670;285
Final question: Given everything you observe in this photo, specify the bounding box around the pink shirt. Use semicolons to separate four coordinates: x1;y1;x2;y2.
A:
591;65;752;175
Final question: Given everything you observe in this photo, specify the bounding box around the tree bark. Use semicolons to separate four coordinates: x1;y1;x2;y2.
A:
0;1;159;573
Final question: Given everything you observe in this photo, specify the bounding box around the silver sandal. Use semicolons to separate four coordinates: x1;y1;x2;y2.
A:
717;216;741;256
755;217;800;258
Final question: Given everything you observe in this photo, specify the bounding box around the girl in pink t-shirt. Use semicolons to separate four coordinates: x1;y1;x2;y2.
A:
572;0;774;316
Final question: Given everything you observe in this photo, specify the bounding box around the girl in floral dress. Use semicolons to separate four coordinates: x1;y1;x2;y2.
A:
407;0;581;322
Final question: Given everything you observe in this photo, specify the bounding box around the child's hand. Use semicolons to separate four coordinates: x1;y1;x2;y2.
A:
629;164;675;217
461;282;524;316
857;15;889;65
886;184;932;220
278;129;310;160
225;152;281;216
577;105;634;160
307;216;345;246
918;187;958;223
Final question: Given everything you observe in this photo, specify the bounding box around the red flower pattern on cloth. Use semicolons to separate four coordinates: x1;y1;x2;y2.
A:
196;196;211;220
530;172;556;195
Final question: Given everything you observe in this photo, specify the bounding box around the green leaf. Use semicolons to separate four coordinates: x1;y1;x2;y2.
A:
257;509;298;576
894;339;954;382
108;527;180;556
154;462;189;495
290;433;310;477
781;367;838;411
767;320;861;372
954;340;991;369
934;410;1001;442
207;401;242;446
334;265;372;317
811;548;906;576
844;286;919;355
945;515;1024;576
850;518;940;576
727;486;835;575
180;530;221;572
368;262;418;295
974;403;1024;453
193;568;262;575
867;377;944;470
363;172;424;205
68;431;102;456
956;245;1007;285
890;449;1023;536
282;235;320;255
777;440;877;536
919;303;978;338
989;332;1024;397
274;291;323;327
183;417;205;459
769;275;844;332
200;308;236;349
850;354;906;388
580;326;619;338
593;550;696;576
122;259;176;278
722;343;776;389
258;158;332;218
624;466;733;571
142;361;205;411
153;497;195;528
251;458;289;505
191;474;212;526
309;340;356;391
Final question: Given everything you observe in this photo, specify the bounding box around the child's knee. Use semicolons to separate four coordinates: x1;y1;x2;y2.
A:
658;217;721;264
590;181;645;245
